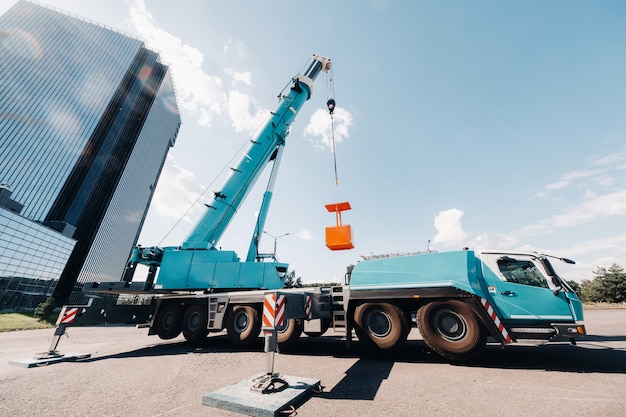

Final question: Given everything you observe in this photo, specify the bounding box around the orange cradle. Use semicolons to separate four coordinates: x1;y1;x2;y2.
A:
325;201;354;250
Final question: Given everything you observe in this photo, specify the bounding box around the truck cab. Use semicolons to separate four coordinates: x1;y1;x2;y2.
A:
477;250;584;341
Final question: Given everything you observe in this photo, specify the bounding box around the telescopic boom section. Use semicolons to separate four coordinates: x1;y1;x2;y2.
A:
182;55;331;250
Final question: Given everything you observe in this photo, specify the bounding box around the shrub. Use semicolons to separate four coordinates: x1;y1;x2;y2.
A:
34;297;57;322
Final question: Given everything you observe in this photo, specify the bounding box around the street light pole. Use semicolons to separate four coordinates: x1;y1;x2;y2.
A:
263;231;290;261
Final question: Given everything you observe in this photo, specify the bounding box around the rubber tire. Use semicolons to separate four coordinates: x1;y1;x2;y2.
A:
276;319;303;349
417;300;487;361
226;305;261;347
154;305;182;340
182;305;208;342
353;302;409;354
303;318;331;338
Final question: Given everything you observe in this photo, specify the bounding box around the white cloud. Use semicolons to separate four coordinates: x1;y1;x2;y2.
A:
431;209;520;251
536;147;626;199
297;229;313;240
590;146;626;167
303;107;353;150
558;233;626;258
427;208;626;282
546;234;626;282
539;170;595;194
226;68;253;87
519;189;626;236
228;90;268;134
128;0;227;126
128;1;270;134
432;209;469;247
151;155;206;223
554;190;626;227
472;233;519;250
529;146;626;231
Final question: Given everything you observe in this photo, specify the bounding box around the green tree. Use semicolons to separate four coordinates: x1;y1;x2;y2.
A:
566;280;582;295
580;264;626;303
34;296;56;322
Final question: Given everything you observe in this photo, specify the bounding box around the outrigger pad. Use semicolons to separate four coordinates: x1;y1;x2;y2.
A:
203;374;321;417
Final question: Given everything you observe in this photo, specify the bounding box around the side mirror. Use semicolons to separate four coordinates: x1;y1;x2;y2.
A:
345;264;354;285
551;277;562;296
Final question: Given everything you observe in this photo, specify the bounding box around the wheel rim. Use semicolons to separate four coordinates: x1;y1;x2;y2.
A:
365;309;392;338
276;320;288;334
187;312;200;331
163;312;176;330
433;309;468;341
234;311;249;333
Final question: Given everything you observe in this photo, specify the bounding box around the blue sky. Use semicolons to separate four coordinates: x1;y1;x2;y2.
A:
2;0;625;283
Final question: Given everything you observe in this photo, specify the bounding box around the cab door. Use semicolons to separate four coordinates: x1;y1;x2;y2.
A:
479;253;573;323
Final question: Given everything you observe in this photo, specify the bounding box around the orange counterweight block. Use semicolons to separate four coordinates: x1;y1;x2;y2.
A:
325;201;354;251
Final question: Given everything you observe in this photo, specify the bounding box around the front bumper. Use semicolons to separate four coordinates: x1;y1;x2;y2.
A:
552;323;586;340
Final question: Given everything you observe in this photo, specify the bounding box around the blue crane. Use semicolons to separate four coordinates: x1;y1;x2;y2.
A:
128;55;332;291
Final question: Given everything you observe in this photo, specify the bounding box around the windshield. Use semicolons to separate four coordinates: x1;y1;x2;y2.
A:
496;258;550;289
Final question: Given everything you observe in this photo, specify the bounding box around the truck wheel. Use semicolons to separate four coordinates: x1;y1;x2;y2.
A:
226;305;261;347
277;319;303;349
417;300;486;361
154;305;182;340
303;318;331;338
353;302;409;354
182;305;208;342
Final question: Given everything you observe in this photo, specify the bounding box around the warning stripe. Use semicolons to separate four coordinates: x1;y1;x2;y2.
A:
305;295;312;319
262;294;276;328
60;307;78;324
480;298;513;343
275;295;285;327
262;293;286;328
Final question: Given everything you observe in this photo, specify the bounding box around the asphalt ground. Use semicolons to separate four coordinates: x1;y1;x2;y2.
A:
0;309;625;417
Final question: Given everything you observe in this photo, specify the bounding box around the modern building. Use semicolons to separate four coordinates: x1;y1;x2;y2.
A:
0;1;181;308
0;185;77;310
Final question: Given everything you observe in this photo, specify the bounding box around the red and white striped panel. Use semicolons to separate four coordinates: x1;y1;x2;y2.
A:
58;307;78;325
262;294;276;328
262;293;286;329
304;295;312;319
480;298;513;343
275;294;285;327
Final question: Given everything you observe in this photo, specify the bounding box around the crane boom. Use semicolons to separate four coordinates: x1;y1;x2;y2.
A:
128;55;331;291
183;55;331;250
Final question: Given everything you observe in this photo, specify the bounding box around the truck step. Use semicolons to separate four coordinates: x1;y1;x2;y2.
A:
208;296;227;330
509;327;556;334
509;327;556;341
331;286;348;329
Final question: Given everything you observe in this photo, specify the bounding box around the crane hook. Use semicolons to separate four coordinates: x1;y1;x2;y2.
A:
326;98;336;115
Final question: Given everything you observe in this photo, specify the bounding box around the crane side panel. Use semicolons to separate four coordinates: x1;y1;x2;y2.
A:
213;262;240;289
239;262;265;289
350;251;477;293
156;250;194;290
263;263;285;289
187;259;217;289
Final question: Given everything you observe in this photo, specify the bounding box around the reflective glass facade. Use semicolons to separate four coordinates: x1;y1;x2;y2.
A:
78;69;179;285
0;2;143;221
0;207;76;310
0;1;180;306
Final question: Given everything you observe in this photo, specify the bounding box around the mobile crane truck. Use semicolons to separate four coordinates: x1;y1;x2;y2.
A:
84;54;586;361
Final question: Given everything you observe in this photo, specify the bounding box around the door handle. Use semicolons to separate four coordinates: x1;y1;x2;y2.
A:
501;291;516;296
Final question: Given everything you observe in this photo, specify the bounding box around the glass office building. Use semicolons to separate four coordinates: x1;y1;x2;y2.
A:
0;202;76;310
0;1;181;307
